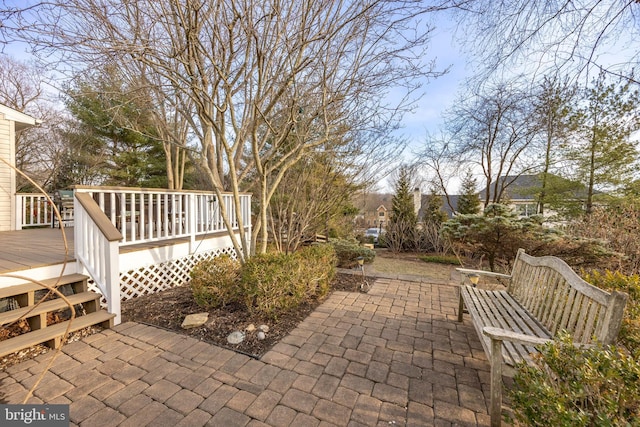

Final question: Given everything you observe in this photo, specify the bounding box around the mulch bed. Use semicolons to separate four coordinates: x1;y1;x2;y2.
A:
121;272;371;358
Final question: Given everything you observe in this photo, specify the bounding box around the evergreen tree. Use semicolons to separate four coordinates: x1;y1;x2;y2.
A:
65;74;169;188
457;170;481;214
567;71;640;214
423;185;448;226
387;166;418;252
391;166;417;225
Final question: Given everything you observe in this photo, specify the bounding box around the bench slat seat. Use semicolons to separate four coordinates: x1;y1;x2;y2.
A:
461;286;551;375
457;249;628;427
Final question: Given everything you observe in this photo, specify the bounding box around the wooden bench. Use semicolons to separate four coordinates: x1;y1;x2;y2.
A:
456;249;628;427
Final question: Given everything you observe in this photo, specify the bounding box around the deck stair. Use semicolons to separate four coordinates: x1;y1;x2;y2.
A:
0;273;115;358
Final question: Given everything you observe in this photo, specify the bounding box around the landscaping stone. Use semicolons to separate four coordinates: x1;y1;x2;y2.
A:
181;312;209;329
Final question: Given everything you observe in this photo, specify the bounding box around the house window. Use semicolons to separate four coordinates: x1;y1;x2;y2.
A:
518;203;538;217
378;211;385;217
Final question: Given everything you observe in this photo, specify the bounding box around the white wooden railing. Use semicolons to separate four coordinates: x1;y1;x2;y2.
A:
15;193;54;229
74;192;122;324
72;186;251;325
73;186;252;248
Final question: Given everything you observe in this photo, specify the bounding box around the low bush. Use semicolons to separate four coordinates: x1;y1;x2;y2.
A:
190;244;337;319
330;238;375;268
418;255;461;265
239;252;306;319
509;333;640;427
299;243;337;298
240;244;336;318
583;269;640;357
189;255;241;308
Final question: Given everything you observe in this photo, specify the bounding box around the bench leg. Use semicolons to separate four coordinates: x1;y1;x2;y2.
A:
490;338;503;427
457;288;464;322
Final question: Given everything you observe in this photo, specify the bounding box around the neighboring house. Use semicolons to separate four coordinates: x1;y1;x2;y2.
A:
418;194;461;219
355;189;423;228
484;174;589;218
0;104;38;231
354;193;392;228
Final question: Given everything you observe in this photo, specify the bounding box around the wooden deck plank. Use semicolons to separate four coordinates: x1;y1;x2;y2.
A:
0;228;75;274
0;228;207;275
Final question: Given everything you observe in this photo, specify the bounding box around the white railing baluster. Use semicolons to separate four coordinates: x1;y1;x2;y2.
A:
72;186;251;247
15;193;54;229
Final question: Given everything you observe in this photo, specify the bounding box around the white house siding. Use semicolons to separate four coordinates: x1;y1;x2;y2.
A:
0;116;15;231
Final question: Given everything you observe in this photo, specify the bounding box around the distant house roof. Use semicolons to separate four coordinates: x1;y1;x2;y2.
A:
485;174;589;201
0;103;38;131
418;194;461;219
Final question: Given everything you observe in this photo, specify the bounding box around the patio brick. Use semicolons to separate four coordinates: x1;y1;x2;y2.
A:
165;389;205;415
280;388;318;414
372;382;408;406
434;399;478;425
193;377;223;398
89;379;125;401
117;393;154;417
244;389;282;421
199;384;238;414
80;406;125;427
103;380;149;409
2;276;495;427
311;374;340;400
69;395;105;424
209;408;251;427
226;389;258;412
144;379;181;402
312;399;352;425
175;409;212;427
265;404;297;426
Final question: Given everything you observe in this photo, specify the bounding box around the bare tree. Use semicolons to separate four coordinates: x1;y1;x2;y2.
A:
1;0;448;261
446;82;538;206
0;55;69;191
451;0;640;83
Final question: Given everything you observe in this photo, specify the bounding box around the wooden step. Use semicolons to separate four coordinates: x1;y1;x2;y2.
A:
0;273;88;300
0;291;100;325
0;310;115;358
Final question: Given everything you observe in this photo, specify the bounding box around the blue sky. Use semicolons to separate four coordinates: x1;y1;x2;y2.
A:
400;22;468;142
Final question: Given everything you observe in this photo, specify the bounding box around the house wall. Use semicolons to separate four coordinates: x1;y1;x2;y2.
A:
0;115;15;231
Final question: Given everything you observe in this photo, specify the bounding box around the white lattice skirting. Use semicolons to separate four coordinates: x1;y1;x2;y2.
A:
88;246;236;301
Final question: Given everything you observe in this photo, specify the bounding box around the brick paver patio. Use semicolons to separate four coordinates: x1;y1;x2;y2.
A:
0;277;493;426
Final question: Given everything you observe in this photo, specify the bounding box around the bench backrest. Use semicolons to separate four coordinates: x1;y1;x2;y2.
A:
508;249;628;345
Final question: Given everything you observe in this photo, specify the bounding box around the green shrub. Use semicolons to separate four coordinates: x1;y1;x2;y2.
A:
298;244;337;298
189;255;240;308
239;252;306;319
238;244;337;319
418;255;461;265
583;270;640;357
330;238;375;268
509;333;640;427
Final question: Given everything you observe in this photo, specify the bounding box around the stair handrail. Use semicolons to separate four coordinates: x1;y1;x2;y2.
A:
74;192;123;324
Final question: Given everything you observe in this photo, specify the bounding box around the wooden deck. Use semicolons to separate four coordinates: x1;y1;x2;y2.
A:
0;227;230;275
0;227;75;274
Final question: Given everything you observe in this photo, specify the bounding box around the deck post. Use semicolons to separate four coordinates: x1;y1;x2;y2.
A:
104;238;121;325
188;193;197;253
14;194;23;230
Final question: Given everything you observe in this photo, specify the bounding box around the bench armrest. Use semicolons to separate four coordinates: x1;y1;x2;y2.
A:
482;326;551;347
456;268;511;280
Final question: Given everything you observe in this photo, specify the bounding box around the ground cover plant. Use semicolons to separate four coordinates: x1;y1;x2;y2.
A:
509;334;640;427
330;238;375;268
508;270;640;425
